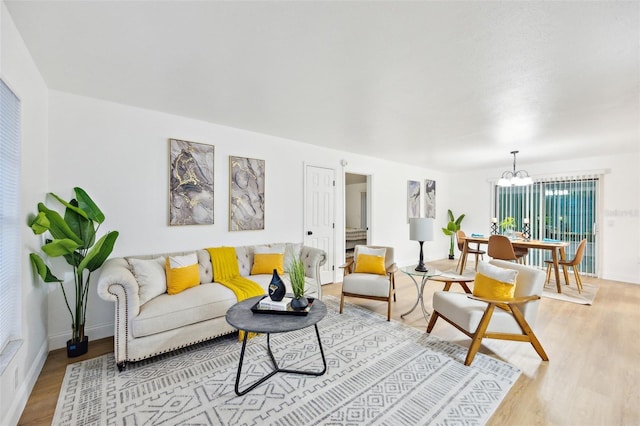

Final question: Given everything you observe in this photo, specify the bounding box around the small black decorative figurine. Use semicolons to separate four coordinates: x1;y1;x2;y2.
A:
268;269;286;301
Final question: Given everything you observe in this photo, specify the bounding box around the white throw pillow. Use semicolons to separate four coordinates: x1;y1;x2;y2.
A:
253;244;286;255
167;252;198;268
477;261;518;284
357;246;386;258
128;257;167;305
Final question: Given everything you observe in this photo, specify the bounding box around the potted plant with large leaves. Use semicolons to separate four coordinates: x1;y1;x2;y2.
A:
441;209;465;260
28;187;119;357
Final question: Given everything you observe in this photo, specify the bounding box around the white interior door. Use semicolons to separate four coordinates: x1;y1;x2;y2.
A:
304;165;335;284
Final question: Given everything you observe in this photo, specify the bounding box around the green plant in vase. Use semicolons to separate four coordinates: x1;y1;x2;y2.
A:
441;209;465;259
288;258;308;309
28;187;119;357
500;216;516;238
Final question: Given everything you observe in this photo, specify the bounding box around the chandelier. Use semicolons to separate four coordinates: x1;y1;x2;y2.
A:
497;150;533;187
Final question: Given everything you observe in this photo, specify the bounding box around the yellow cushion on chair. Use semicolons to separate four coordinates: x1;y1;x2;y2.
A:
354;254;386;275
165;253;200;295
473;261;518;300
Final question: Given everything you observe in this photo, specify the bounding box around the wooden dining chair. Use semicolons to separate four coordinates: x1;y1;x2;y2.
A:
513;232;529;263
488;235;526;263
544;238;587;293
456;230;485;271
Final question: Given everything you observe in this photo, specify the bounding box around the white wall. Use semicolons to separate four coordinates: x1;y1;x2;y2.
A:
345;182;366;228
46;90;450;350
0;2;50;424
448;153;640;284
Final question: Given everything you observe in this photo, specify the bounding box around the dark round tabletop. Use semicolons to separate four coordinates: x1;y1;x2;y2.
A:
226;295;327;334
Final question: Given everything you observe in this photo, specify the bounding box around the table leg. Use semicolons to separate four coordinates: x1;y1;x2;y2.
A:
559;246;570;285
441;280;471;294
458;241;470;274
551;248;562;293
401;274;421;318
401;274;429;321
234;326;327;396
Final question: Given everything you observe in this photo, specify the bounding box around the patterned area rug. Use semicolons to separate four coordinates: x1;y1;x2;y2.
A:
53;297;521;425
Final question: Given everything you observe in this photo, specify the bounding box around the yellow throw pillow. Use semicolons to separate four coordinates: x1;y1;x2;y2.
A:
473;273;516;300
166;254;200;295
354;253;386;275
251;253;284;275
472;262;518;300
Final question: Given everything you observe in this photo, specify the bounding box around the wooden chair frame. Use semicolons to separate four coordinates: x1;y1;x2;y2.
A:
339;258;398;321
544;238;587;293
455;230;485;272
426;294;549;366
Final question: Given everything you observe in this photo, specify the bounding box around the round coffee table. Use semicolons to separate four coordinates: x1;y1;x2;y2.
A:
226;295;328;396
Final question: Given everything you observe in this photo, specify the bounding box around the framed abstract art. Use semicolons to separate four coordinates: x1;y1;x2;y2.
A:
229;156;265;231
407;180;420;223
169;139;214;225
425;179;436;219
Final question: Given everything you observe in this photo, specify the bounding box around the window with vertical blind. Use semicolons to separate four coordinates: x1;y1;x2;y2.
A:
0;78;21;354
491;175;600;276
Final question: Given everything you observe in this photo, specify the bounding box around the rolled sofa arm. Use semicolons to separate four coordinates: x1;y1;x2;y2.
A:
97;257;142;317
300;246;327;299
300;245;327;279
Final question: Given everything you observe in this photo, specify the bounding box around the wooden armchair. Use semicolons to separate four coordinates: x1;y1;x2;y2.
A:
340;245;397;320
427;259;548;366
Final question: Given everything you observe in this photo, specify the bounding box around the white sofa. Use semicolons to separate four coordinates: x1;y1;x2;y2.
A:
97;243;326;371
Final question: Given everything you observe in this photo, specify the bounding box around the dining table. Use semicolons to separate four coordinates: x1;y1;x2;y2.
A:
458;235;571;293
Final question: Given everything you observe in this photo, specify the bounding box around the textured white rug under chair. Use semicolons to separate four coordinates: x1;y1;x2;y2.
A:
53;296;521;425
542;280;598;305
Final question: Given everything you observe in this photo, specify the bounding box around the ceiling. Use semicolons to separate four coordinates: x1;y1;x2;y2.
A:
5;1;639;172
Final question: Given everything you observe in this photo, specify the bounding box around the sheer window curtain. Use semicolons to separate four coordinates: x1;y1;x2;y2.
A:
490;173;601;276
0;78;21;354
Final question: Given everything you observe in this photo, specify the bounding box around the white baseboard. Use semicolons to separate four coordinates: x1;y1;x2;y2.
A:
5;339;48;426
48;322;114;350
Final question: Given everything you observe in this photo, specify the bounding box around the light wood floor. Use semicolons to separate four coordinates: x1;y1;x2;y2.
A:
19;258;640;425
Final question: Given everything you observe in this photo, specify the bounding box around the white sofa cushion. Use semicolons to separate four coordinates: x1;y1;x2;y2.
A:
432;291;525;335
131;283;237;338
342;273;390;298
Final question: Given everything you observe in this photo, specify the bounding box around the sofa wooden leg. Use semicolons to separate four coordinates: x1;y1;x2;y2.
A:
340;293;345;314
117;362;127;372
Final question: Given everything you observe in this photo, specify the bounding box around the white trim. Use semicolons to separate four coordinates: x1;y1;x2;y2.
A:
5;339;47;426
48;321;113;350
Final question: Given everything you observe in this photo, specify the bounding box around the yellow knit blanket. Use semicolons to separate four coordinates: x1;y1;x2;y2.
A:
207;246;264;340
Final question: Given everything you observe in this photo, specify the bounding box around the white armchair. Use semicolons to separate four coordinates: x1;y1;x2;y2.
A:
340;245;397;320
426;259;548;366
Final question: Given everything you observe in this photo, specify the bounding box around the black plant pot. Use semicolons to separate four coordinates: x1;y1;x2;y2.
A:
448;254;455;260
67;336;89;358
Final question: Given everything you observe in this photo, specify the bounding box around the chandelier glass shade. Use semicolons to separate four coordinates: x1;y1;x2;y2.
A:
497;150;533;187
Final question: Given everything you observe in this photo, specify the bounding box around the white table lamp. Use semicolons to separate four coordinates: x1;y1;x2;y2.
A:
409;217;434;272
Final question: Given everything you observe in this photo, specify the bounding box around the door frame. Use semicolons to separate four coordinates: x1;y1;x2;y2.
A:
342;167;374;262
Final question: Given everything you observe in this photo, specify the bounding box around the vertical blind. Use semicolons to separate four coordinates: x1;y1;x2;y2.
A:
0;79;21;353
491;174;600;275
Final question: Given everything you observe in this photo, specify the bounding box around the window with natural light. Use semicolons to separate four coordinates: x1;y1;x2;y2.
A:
0;78;21;359
492;176;599;275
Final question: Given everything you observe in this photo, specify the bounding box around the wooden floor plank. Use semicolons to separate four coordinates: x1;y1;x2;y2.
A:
18;258;640;425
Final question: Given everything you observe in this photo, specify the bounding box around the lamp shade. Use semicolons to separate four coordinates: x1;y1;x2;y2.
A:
409;217;434;242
